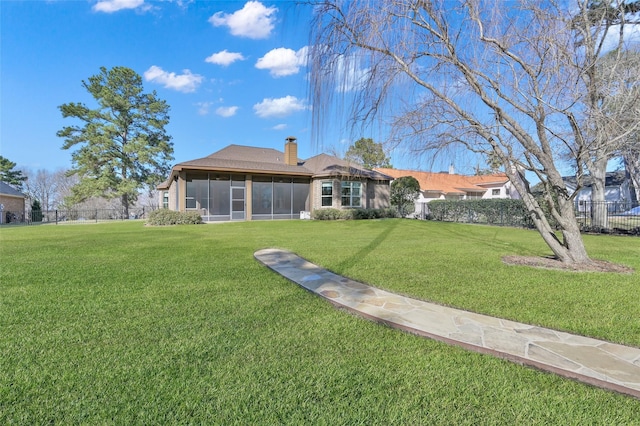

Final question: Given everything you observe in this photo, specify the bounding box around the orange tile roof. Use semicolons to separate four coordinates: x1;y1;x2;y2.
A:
374;168;507;195
467;173;509;186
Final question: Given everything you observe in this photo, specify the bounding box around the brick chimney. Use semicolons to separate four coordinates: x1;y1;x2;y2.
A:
284;136;298;166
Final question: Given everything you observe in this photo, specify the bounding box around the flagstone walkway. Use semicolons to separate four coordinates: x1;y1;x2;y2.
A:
254;248;640;400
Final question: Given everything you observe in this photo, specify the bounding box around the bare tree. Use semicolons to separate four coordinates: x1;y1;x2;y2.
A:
136;186;161;212
621;142;640;203
571;4;640;227
308;0;639;265
599;48;640;205
22;168;75;210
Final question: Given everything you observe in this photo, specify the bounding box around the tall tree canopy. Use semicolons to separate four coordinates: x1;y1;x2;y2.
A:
0;156;27;189
308;0;639;265
344;137;392;168
57;66;174;216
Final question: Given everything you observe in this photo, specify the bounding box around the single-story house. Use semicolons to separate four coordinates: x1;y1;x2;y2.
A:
374;167;519;218
563;171;634;213
158;137;392;221
0;181;26;224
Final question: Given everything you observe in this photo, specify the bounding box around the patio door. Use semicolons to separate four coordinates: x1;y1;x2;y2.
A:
231;187;245;220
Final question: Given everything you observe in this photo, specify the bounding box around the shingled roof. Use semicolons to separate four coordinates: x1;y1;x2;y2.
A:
0;181;26;198
172;145;311;176
302;154;392;180
158;145;392;190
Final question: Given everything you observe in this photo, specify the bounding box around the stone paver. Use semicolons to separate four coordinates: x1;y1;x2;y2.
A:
254;248;640;399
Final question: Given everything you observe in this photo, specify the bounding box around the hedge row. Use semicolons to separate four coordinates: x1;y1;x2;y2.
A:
427;199;538;228
313;208;397;220
147;209;203;226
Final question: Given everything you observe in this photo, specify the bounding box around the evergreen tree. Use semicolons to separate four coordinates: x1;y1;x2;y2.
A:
31;200;43;222
57;66;174;217
0;156;27;189
345;138;392;169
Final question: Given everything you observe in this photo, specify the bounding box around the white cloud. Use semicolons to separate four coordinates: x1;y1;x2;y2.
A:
216;106;239;117
92;0;146;13
196;102;213;115
272;124;288;130
599;24;640;53
253;96;308;118
255;46;308;77
209;1;277;39
205;50;246;66
334;55;370;93
143;65;203;93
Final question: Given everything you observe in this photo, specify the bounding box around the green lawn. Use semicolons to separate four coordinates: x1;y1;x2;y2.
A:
1;219;639;424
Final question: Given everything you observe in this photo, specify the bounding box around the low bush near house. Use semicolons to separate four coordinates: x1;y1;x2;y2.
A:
313;208;397;220
176;211;204;225
147;209;202;225
313;208;344;220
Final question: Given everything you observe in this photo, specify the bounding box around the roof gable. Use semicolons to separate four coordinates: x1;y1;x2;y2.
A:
303;154;391;180
561;171;628;191
0;181;26;198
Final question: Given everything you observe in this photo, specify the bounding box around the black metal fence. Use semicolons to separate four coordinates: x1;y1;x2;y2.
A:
1;208;147;225
575;201;640;234
426;199;640;236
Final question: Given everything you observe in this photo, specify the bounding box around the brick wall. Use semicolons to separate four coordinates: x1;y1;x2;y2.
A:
0;195;25;222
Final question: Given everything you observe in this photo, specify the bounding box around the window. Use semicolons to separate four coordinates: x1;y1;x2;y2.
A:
274;179;292;214
162;192;169;209
492;188;501;196
341;181;362;207
293;178;309;213
252;176;310;219
186;174;208;209
252;179;273;215
321;182;333;207
209;177;230;215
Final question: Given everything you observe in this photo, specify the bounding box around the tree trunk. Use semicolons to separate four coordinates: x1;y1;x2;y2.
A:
506;167;591;264
589;162;609;229
122;193;129;219
522;195;590;264
624;155;639;205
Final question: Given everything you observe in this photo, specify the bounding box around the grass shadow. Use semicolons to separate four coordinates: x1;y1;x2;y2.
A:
334;219;399;272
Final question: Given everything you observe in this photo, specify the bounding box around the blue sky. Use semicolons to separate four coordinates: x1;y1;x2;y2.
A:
1;0;353;172
2;1;636;180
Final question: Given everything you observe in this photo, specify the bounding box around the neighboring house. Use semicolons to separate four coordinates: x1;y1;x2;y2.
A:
0;181;26;224
374;167;519;218
158;137;392;221
562;171;634;213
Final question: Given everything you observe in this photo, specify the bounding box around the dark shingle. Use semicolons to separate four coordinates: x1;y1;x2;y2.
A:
0;181;26;197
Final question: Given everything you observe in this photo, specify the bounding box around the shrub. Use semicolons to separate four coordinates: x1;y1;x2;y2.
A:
428;199;534;228
313;208;397;220
378;207;398;218
177;211;204;225
313;208;344;220
147;209;202;226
